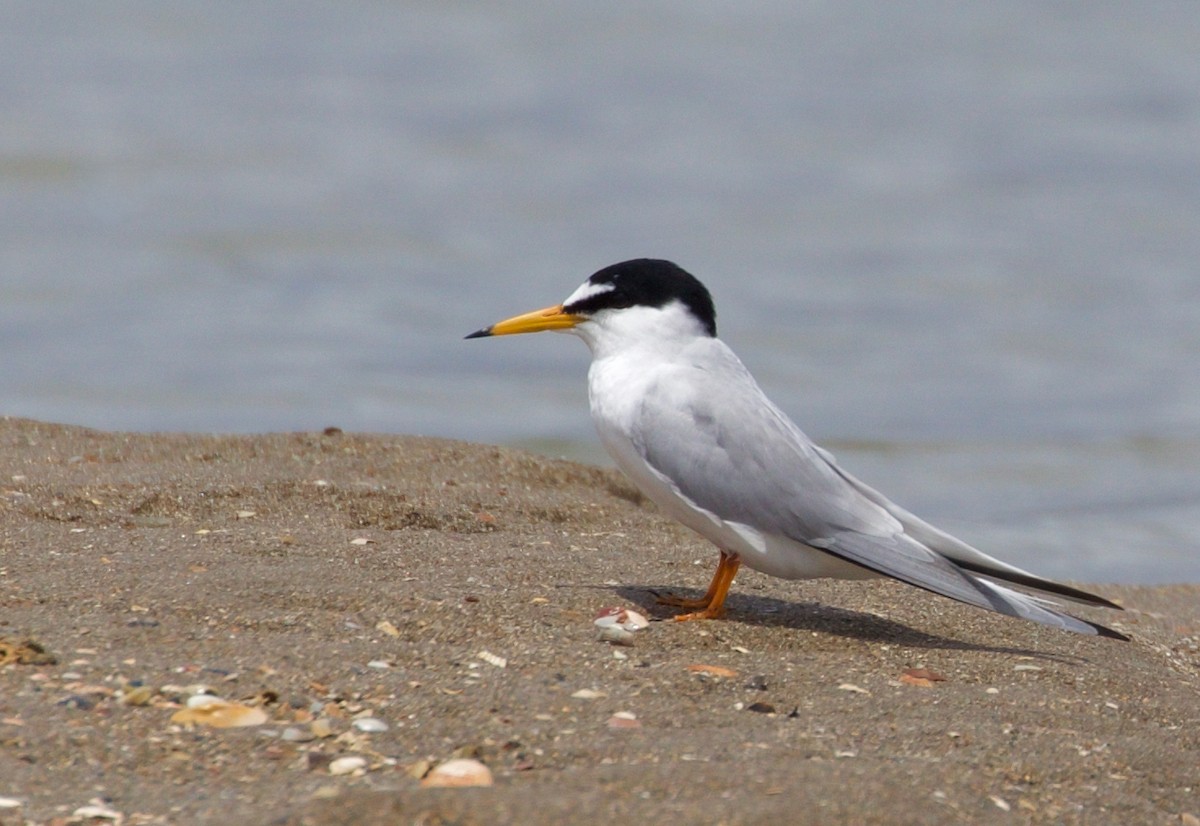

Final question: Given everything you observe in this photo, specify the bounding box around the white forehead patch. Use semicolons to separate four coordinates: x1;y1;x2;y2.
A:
562;278;615;307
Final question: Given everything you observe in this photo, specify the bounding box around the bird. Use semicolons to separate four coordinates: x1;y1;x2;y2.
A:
466;259;1126;640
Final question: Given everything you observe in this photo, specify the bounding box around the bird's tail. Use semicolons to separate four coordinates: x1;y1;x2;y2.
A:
813;531;1128;640
968;577;1128;640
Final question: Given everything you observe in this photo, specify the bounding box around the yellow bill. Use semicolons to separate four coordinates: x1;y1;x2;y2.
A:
465;304;584;338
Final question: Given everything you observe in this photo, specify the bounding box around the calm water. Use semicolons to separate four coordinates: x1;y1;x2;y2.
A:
2;3;1198;583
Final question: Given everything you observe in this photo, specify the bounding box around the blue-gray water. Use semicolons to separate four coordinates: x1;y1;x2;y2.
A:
3;3;1198;583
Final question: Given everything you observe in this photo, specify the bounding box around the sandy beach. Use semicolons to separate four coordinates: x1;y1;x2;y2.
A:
0;417;1197;825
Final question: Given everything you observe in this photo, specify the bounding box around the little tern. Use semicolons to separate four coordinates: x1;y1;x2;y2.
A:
467;259;1125;639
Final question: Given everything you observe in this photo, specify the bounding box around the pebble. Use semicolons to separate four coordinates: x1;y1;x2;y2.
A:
329;755;368;776
57;695;94;711
352;717;388;733
122;685;155;706
281;727;315;743
0;797;21;809
310;718;335;738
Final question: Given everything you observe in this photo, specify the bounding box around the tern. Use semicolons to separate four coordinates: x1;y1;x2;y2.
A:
467;259;1125;639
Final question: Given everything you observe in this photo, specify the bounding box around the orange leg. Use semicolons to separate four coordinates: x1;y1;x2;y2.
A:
656;551;741;621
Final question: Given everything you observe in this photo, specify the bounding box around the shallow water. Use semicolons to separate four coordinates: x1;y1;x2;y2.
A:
2;3;1198;582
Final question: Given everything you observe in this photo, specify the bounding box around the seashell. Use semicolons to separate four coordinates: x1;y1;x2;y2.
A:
597;626;636;646
170;697;268;728
420;758;493;788
607;711;641;729
592;606;650;631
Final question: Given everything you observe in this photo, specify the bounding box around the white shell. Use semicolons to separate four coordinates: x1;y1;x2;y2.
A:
592;606;649;631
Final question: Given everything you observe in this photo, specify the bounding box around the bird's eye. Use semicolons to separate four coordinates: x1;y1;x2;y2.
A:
605;295;636;310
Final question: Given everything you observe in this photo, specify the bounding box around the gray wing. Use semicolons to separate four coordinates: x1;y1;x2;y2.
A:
632;341;903;542
632;340;1123;637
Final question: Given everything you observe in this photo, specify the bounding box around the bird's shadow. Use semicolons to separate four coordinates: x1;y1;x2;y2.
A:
602;583;1089;664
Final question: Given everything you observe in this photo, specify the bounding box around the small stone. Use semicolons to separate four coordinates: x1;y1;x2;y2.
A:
122;685;155;706
0;797;21;810
571;689;606;700
746;675;769;691
329;756;368;776
375;620;401;637
281;727;315;743
406;759;433;780
421;758;493;788
310;718;335;738
366;660;392;670
57;694;94;710
352;717;388;733
306;753;334;772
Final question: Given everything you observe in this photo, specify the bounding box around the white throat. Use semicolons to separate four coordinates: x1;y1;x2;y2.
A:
563;299;710;361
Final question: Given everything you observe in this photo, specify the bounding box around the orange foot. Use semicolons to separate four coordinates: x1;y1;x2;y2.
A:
655;551;740;622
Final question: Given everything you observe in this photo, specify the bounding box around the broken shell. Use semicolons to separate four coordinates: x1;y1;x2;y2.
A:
593;607;650;631
72;800;122;822
329;755;368;776
686;664;738;678
477;650;507;668
597;626;636;646
420;758;494;788
170;697;268;728
607;711;641;729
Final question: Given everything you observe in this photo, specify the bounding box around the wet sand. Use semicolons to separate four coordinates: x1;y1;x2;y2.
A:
0;418;1197;825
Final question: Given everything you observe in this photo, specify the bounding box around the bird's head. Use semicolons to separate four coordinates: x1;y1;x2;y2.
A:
466;259;717;354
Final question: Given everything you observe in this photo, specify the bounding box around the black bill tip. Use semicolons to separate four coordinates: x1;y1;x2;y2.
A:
464;327;493;340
